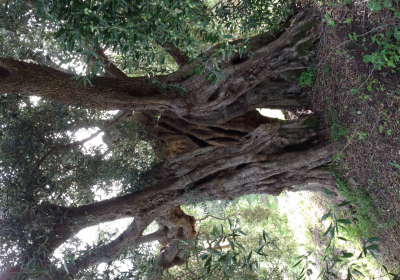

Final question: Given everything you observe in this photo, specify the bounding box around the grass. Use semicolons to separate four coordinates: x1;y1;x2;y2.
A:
327;165;383;239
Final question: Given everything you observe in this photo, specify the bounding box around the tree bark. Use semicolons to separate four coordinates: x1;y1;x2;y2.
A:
0;10;320;125
42;116;338;254
0;9;340;279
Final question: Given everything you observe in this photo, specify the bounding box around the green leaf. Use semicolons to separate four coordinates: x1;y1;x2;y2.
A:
337;201;352;207
228;240;235;251
222;35;233;39
339;225;349;232
389;162;400;169
255;245;265;255
262;230;270;241
383;0;392;7
62;260;70;274
338;237;349;241
368;0;382;11
204;256;212;267
236;243;245;250
323;188;333;196
228;218;233;230
76;78;83;88
330;227;335;238
365;244;379;250
85;77;92;86
352;269;365;277
246;251;252;263
366;237;382;243
187;57;196;65
387;60;396;67
382;265;388;273
363;55;374;63
321;212;333;221
293;258;303;268
346;268;352;280
216;73;225;81
54;28;67;39
342;253;354;258
323;224;332;236
337;219;352;225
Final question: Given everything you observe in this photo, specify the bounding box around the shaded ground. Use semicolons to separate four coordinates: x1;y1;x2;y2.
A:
305;0;400;270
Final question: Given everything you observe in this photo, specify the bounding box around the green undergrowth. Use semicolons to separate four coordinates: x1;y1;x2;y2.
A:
326;165;382;240
325;107;348;141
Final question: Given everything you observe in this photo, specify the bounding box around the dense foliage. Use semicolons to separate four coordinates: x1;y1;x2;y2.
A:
0;94;156;271
1;0;293;76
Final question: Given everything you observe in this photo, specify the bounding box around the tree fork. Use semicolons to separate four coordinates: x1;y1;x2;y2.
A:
0;9;340;279
40;116;337;254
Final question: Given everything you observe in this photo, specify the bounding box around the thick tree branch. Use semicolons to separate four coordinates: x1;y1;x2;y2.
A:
135;228;168;245
0;217;155;280
55;207;193;278
0;58;186;113
65;216;154;277
1;10;321;126
43;118;337;255
1;115;339;278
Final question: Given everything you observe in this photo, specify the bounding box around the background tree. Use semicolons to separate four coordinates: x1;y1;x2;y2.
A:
0;0;344;278
166;196;300;280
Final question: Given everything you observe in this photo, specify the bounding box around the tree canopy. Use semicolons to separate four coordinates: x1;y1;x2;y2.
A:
0;0;346;279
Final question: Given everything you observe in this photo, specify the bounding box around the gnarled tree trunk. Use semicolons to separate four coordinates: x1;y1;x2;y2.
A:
0;9;342;279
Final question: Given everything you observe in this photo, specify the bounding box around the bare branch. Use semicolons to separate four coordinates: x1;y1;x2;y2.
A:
135;228;168;246
197;213;235;221
157;42;190;68
95;49;129;79
185;254;198;280
0;264;22;280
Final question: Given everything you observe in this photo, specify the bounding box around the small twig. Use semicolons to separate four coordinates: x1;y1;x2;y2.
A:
185;253;197;280
35;110;131;169
331;123;360;163
197;213;235;221
156;41;190;68
355;63;376;91
194;230;201;264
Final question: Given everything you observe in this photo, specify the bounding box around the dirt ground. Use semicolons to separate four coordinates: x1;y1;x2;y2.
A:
303;0;400;270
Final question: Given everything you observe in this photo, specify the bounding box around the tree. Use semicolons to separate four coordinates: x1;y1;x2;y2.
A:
0;0;342;278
